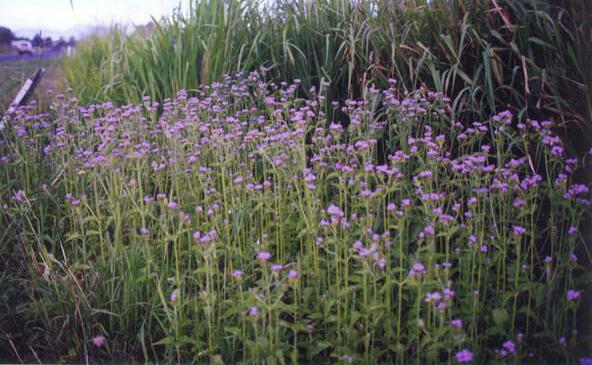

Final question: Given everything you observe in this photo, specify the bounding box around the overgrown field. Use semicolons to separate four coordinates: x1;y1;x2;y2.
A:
1;74;590;363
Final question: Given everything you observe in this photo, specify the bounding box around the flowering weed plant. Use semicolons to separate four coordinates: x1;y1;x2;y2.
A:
0;73;590;363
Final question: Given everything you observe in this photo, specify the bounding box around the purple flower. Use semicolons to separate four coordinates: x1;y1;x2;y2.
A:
92;335;106;348
167;201;178;209
409;262;426;277
424;291;442;303
513;199;526;208
418;225;435;238
271;264;283;272
232;270;243;280
455;349;473;363
287;269;299;280
443;288;455;301
258;251;271;264
248;306;259;317
502;340;516;354
451;318;463;328
512;225;526;236
327;204;344;218
567;289;581;301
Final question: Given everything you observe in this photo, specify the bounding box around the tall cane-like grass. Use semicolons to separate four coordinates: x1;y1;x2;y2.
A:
62;0;592;140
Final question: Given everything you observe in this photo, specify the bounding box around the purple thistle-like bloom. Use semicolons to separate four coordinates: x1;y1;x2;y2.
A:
327;204;344;218
232;270;243;279
502;340;516;354
258;251;272;263
512;225;526;236
567;289;581;301
424;291;442;303
451;318;463;328
248;306;259;317
455;349;473;363
12;190;27;203
409;262;426;277
288;269;299;280
92;335;106;348
513;199;526;208
419;225;435;238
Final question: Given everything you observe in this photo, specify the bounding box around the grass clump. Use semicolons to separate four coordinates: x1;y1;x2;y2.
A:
62;0;592;138
1;74;590;363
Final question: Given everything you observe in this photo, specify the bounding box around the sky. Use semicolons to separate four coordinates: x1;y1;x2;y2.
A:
0;0;190;39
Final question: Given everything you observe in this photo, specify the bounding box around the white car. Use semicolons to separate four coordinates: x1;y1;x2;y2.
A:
11;40;34;56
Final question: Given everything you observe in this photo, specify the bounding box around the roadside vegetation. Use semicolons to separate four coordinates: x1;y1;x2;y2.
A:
1;0;591;363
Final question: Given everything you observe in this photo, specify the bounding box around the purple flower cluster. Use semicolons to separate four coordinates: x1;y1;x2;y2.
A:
2;72;588;363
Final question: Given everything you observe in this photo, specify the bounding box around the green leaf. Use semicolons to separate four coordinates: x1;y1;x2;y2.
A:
153;336;175;346
492;308;509;327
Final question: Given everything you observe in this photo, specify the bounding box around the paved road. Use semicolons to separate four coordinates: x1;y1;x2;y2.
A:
0;51;62;63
